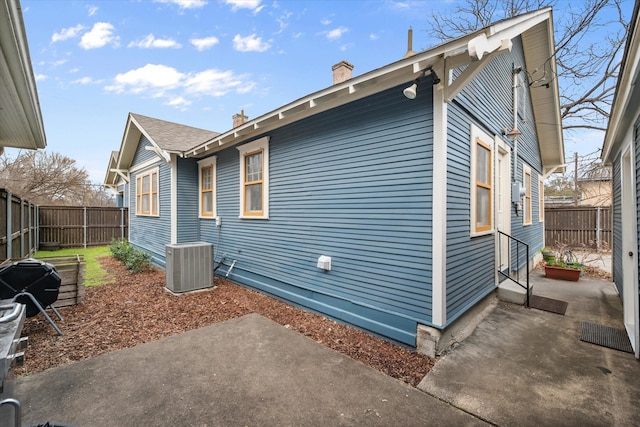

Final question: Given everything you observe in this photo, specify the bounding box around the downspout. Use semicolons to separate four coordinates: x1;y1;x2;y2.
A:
512;65;521;181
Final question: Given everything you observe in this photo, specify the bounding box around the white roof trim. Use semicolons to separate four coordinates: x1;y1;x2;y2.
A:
186;8;558;161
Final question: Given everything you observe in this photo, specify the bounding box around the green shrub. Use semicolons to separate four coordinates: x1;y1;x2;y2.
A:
109;238;130;262
109;238;151;272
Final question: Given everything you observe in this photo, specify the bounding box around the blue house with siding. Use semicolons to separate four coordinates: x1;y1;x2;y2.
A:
601;0;640;359
104;9;565;355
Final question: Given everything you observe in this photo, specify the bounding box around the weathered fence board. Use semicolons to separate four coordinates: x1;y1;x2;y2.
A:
544;206;611;250
39;206;128;249
0;189;38;262
39;255;86;308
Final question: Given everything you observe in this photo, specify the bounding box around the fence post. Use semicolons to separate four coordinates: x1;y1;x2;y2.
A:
596;207;601;252
83;206;88;249
6;192;11;260
120;207;125;239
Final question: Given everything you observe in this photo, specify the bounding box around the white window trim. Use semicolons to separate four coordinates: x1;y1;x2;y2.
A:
523;163;532;226
237;136;269;219
539;176;544;223
198;156;217;219
135;166;159;217
470;124;494;237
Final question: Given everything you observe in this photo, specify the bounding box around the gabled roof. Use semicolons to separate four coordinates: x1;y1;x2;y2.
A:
602;0;640;163
183;8;564;175
106;113;219;187
0;0;46;151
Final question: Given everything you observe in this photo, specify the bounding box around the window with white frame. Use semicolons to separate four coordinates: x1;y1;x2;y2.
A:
135;168;159;216
470;125;494;235
539;176;544;222
198;157;217;218
237;137;269;219
523;164;532;225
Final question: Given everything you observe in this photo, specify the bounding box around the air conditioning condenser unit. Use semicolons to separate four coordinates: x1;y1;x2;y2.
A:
165;242;213;293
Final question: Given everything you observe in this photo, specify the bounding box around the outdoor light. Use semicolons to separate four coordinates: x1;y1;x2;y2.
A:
403;67;440;100
403;82;419;99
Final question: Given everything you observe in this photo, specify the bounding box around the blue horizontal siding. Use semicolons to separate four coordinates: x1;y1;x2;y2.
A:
200;83;433;346
445;38;545;323
128;136;171;266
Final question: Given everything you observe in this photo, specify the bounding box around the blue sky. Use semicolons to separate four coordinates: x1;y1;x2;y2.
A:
13;0;632;185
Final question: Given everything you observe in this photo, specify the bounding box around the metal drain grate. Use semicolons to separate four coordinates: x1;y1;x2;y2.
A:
580;322;634;353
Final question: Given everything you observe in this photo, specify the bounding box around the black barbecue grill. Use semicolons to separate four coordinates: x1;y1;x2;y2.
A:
0;259;63;335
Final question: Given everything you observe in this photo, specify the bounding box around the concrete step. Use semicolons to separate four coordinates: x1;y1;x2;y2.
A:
498;280;533;305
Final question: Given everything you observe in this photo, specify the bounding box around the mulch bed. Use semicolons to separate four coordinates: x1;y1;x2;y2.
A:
17;257;434;387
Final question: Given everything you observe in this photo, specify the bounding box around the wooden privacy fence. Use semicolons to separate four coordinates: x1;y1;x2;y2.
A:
544;206;611;250
0;189;38;262
39;206;128;249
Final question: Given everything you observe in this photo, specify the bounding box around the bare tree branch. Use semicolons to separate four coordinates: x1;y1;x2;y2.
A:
429;0;628;135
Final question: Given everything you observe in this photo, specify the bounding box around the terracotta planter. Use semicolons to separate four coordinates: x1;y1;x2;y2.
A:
544;265;581;281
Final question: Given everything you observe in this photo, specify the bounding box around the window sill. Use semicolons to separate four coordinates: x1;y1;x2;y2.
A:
470;229;494;238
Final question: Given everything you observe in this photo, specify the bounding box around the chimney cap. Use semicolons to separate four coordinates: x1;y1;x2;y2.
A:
332;60;354;71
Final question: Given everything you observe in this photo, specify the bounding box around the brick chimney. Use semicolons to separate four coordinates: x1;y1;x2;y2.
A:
332;60;354;85
233;109;248;128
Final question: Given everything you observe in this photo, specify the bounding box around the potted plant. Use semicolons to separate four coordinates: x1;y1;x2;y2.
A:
541;247;556;264
544;247;584;281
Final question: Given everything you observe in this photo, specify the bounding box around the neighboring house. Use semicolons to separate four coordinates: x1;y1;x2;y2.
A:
0;0;46;152
105;9;564;354
601;0;640;359
578;164;612;207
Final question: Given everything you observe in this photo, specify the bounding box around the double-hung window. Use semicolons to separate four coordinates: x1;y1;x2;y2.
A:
523;164;532;225
136;168;159;216
198;157;217;218
470;124;494;235
237;137;269;219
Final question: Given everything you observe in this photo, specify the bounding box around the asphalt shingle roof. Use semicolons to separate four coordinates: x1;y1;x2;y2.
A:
130;113;219;152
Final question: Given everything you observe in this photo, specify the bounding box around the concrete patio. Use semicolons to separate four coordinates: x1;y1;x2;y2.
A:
420;270;640;426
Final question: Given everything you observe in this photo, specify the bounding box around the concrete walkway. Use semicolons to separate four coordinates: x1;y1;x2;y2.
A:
419;272;640;426
15;314;485;427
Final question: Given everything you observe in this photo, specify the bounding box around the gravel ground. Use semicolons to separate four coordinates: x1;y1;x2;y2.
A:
17;256;434;387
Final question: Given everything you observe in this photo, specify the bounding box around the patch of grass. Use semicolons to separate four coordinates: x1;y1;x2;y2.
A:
34;246;114;287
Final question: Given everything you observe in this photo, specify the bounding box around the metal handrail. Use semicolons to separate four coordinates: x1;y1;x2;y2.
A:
497;230;530;307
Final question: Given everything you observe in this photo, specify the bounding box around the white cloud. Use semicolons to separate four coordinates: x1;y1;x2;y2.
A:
69;67;80;73
72;76;103;85
153;0;207;9
184;69;245;96
35;74;48;81
87;5;98;16
225;0;264;13
106;64;184;94
105;64;254;106
233;34;271;52
52;59;68;67
320;18;331;25
369;33;379;41
80;22;119;49
166;97;192;109
128;34;181;49
274;11;292;35
325;26;348;41
51;24;85;43
190;36;219;51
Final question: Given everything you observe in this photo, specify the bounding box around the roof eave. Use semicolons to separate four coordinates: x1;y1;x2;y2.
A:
602;0;640;164
186;8;559;160
0;0;46;150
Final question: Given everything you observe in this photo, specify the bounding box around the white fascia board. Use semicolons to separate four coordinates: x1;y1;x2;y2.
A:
602;8;640;162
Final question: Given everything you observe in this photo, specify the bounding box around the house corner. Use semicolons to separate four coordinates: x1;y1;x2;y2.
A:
416;292;498;357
